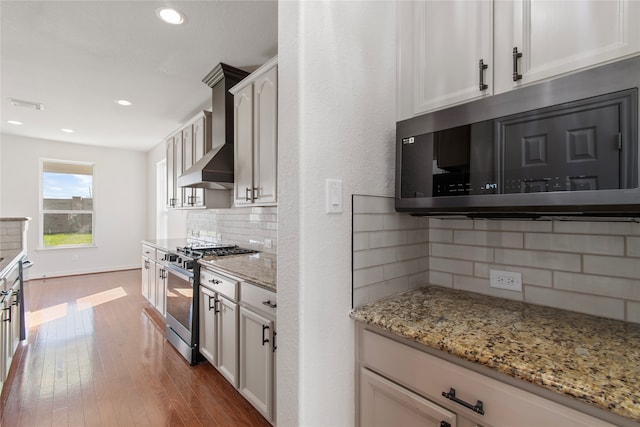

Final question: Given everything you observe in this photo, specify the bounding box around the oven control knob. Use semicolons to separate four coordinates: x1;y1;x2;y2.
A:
166;254;178;262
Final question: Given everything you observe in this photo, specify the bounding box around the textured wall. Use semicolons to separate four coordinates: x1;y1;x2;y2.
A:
277;2;396;425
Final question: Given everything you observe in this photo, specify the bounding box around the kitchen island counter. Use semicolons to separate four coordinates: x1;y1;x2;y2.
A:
351;286;640;423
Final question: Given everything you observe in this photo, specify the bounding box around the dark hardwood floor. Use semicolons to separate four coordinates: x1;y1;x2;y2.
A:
0;269;271;427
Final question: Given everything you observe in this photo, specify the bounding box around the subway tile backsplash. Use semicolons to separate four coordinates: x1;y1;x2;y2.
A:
352;195;640;324
187;206;277;255
352;195;429;307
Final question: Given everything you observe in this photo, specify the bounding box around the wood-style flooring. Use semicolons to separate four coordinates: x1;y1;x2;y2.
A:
0;269;271;427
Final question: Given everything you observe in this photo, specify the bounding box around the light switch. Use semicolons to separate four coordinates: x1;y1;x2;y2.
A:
326;179;343;214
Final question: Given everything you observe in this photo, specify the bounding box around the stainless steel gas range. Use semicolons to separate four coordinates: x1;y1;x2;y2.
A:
163;243;257;365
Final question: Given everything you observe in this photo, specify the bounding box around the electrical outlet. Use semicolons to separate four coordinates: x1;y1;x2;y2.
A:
489;269;522;292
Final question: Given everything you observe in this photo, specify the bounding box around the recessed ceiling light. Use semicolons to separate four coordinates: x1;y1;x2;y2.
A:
7;120;23;125
8;98;44;110
61;128;75;133
115;99;133;106
156;7;186;25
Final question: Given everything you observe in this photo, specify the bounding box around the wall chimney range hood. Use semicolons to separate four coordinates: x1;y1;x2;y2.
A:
178;63;249;189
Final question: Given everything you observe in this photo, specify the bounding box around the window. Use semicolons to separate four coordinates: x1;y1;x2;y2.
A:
40;160;95;248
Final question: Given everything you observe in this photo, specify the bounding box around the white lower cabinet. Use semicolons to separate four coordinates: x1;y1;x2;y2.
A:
140;245;167;316
154;262;166;316
239;307;274;421
357;325;615;427
361;368;459;427
199;267;240;388
199;264;277;425
198;285;217;365
141;257;151;300
216;296;238;387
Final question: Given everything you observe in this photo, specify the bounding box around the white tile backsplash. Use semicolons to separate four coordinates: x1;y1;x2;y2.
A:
187;206;277;254
352;195;640;323
352;195;429;306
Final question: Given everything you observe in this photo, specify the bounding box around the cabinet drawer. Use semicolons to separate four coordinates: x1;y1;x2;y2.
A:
156;249;167;262
200;268;238;301
361;329;613;427
142;244;156;259
240;282;276;318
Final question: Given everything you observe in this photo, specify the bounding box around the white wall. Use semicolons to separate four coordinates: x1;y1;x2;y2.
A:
0;134;146;278
145;140;187;240
278;2;396;425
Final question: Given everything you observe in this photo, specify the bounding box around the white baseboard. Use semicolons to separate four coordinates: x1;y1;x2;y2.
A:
29;264;140;280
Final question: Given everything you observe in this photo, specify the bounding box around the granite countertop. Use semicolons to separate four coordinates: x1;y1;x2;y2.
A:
350;286;640;423
199;252;276;291
141;239;277;291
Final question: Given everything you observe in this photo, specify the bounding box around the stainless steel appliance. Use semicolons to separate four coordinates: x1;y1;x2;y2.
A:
164;243;257;364
396;56;640;218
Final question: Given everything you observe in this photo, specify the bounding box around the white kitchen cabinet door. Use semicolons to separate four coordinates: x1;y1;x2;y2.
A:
397;0;493;120
507;0;640;89
166;137;176;208
216;296;238;388
253;66;277;205
199;286;217;365
148;260;158;309
157;267;166;317
234;85;254;206
360;367;457;427
191;113;209;208
239;307;274;422
141;257;150;300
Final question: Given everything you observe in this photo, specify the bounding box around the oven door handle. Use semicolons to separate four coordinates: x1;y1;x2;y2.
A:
164;263;194;282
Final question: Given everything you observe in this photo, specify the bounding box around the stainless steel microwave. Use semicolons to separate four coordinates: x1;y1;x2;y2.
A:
396;56;640;219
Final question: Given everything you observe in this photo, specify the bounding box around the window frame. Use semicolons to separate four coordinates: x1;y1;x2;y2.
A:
39;158;97;250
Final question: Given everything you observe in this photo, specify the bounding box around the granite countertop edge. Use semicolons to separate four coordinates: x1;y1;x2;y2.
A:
350;285;640;423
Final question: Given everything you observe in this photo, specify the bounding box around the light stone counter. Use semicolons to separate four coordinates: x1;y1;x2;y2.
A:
141;239;276;291
199;253;276;291
350;286;640;423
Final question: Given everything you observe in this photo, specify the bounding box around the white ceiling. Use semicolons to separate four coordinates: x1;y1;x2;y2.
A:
0;1;278;152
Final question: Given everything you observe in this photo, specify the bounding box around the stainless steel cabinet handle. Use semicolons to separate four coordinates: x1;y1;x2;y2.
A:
245;187;251;201
512;47;523;81
262;300;277;309
442;388;485;415
262;325;270;345
478;59;488;91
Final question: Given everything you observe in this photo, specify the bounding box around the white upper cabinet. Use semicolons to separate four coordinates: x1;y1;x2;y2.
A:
253;66;278;205
398;0;640;119
503;0;640;91
234;85;255;205
230;56;278;207
397;0;493;120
